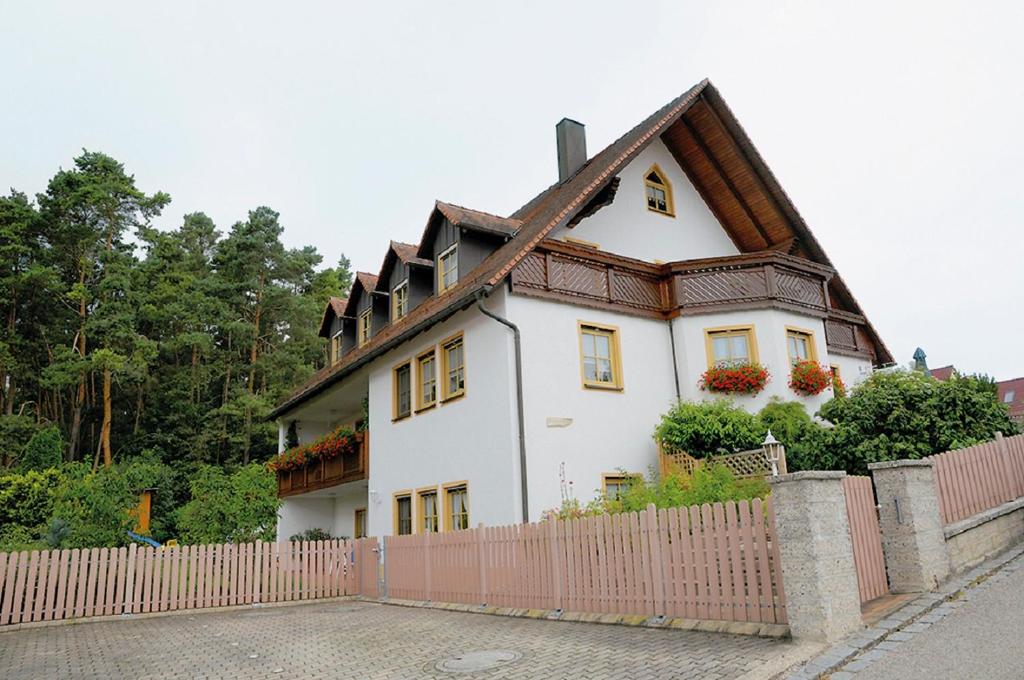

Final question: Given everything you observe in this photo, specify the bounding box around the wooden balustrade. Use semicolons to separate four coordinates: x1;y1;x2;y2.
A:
277;432;369;497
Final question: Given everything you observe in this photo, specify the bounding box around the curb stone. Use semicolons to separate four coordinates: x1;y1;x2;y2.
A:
776;543;1024;679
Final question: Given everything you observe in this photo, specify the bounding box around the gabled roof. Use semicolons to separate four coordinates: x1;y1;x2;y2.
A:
271;79;892;419
317;296;348;338
415;201;523;258
375;241;432;293
930;365;956;381
341;272;380;317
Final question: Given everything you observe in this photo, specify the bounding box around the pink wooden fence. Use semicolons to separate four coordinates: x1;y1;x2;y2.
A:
931;432;1024;526
842;475;888;604
384;499;787;624
0;538;379;627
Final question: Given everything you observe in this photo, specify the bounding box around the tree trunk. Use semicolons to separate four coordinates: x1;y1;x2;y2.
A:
100;366;112;466
133;385;144;434
243;272;265;465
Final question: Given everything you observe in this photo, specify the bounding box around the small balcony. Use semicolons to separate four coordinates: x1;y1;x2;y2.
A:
277;431;369;498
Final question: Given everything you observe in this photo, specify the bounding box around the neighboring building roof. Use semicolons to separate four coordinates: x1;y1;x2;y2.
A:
930;365;956;381
998;378;1024;422
317;296;348;338
271;79;892;419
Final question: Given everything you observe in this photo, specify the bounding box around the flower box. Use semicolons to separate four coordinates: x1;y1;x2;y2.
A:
700;363;770;395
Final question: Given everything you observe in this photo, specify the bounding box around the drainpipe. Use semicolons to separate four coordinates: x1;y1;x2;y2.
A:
667;320;681;401
475;287;529;523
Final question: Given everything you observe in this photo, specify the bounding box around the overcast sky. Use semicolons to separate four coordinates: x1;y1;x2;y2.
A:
2;1;1022;379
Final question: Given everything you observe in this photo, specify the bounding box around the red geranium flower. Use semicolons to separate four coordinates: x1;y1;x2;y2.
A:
789;360;833;396
700;363;770;395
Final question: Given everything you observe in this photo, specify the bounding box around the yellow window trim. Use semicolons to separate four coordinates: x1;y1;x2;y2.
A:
442;480;470;532
703;324;759;369
830;364;841;379
785;326;818;364
577;321;624;391
391;360;412;421
564;236;600;249
417;485;440;534
602;472;640;497
331;331;343;365
391;280;408;322
415;346;438;412
392;490;413;536
440;332;466;402
357;308;372;347
437;243;458;293
644;163;676;217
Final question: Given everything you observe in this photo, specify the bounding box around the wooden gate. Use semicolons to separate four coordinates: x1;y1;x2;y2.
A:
353;537;380;598
842;476;888;604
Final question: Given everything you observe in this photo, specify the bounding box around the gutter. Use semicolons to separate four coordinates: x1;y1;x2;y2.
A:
475;287;530;524
667;320;681;401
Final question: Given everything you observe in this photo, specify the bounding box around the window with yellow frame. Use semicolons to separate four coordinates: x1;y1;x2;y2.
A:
419;488;439;533
393;492;413;535
357;308;372;347
392;361;412;420
602;473;639;501
704;325;758;368
644;164;675;216
441;333;465;401
391;281;408;321
416;348;438;410
578;322;623;390
437;244;458;293
786;327;817;365
444;482;469;531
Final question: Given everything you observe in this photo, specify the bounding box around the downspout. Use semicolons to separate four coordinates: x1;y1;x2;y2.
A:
667;320;681;401
475;287;529;523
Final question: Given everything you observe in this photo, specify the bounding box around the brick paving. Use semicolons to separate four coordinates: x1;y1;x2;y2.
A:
0;600;796;679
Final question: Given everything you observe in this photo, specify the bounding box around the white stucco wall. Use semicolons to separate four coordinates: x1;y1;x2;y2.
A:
828;352;874;392
673;308;847;415
277;481;368;541
366;291;520;536
550;138;738;263
505;295;678;520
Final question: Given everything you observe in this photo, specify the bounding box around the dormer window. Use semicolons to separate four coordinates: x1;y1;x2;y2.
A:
358;309;371;347
644;164;674;216
392;281;408;321
331;331;343;364
438;244;458;293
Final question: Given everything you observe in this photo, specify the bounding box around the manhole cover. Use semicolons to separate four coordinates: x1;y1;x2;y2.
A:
435;650;522;674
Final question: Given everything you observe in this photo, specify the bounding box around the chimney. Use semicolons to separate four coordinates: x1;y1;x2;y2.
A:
556;118;587;182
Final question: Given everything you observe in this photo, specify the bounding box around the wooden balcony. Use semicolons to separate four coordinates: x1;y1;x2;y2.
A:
511;240;879;361
277;432;369;498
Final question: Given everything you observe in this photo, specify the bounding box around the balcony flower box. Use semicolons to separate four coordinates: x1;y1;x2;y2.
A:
699;363;770;395
789;360;834;396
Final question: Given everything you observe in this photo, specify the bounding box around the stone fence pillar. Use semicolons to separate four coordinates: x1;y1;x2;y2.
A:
868;460;950;592
770;471;862;642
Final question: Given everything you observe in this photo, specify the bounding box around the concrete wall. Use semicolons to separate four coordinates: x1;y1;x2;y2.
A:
550;138;738;263
944;500;1024;573
277;482;368;541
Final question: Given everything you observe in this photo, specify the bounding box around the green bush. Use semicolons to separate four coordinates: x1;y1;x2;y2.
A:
654;400;763;457
49;463;137;549
176;464;279;544
543;464;769;520
18;426;63;472
0;524;46;552
0;467;66;532
289;527;338;542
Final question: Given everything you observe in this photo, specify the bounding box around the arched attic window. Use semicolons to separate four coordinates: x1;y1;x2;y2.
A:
644;164;675;216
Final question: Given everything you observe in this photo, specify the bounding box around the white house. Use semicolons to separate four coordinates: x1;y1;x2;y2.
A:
269;80;892;541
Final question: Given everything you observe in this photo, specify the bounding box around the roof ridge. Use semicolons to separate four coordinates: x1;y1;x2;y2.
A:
435;200;522;224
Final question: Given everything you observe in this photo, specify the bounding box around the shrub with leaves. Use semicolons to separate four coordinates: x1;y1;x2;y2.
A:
176;464;279;544
49;463;138;549
288;527;338;542
654;399;764;458
0;467;66;532
17;425;63;472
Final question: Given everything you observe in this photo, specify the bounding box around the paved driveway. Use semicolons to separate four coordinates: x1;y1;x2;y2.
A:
839;552;1024;680
0;600;796;679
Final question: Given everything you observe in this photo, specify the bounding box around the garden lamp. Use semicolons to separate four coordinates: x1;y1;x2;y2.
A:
762;430;784;477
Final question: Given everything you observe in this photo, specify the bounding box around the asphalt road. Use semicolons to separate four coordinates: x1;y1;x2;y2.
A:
852;553;1024;680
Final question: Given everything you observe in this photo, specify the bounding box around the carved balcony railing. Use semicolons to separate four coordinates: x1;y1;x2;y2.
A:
277;432;368;498
510;240;876;360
